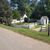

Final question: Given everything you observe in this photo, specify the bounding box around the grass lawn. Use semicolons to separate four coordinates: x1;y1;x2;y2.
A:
0;24;50;44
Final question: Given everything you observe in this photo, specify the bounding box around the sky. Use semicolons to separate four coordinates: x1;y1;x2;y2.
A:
38;0;40;2
8;0;10;2
7;0;11;4
37;0;41;2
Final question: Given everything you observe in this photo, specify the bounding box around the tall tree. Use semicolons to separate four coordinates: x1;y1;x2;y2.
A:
0;0;12;25
31;0;49;19
46;0;50;17
11;0;33;17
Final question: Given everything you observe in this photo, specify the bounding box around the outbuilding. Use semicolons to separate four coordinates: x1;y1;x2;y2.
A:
40;16;49;25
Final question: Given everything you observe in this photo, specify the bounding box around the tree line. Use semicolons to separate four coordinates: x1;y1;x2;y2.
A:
0;0;12;25
0;0;50;25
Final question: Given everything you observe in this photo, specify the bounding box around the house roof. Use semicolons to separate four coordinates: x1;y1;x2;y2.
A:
41;16;48;19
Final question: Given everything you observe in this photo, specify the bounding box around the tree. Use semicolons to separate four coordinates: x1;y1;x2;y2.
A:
12;10;21;19
11;0;50;19
46;0;50;18
11;0;33;17
30;0;49;19
0;0;12;25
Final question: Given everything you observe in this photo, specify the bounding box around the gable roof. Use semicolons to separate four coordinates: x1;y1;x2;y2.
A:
41;16;48;19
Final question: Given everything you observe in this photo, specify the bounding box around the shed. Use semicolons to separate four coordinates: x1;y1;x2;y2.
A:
40;16;49;25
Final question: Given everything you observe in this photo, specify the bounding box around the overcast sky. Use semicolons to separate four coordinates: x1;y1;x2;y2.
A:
8;0;10;2
7;0;11;3
38;0;40;2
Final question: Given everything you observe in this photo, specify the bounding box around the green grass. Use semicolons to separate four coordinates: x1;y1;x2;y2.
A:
0;24;50;44
34;25;41;28
16;22;25;25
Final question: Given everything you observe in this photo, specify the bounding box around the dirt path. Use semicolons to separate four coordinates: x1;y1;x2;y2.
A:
0;27;50;50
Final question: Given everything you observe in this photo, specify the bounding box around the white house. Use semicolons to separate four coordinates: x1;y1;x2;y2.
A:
11;19;20;24
40;16;49;25
11;14;28;24
23;14;27;19
20;14;28;22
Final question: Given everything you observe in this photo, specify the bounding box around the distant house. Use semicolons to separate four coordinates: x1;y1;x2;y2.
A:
20;14;28;22
11;14;28;24
23;14;27;19
40;16;49;25
11;19;20;24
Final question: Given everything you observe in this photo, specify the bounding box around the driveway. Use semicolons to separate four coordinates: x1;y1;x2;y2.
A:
0;27;50;50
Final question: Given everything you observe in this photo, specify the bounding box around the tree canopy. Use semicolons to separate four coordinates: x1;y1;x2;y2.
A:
0;0;12;25
11;0;50;19
0;0;50;21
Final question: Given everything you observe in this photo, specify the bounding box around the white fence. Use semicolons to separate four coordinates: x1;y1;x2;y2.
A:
12;23;37;29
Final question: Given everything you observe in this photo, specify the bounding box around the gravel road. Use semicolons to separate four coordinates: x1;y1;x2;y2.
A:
0;27;50;50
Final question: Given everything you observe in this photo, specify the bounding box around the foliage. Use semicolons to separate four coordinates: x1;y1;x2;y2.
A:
11;0;33;17
12;10;21;19
46;0;50;18
0;0;12;25
30;0;50;19
0;0;50;21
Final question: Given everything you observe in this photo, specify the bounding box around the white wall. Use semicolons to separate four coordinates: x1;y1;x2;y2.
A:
40;17;49;25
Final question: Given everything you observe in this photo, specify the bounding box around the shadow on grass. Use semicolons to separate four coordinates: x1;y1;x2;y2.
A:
38;32;48;37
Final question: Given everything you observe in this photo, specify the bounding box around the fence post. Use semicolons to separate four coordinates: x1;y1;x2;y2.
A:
48;24;50;36
40;25;42;32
